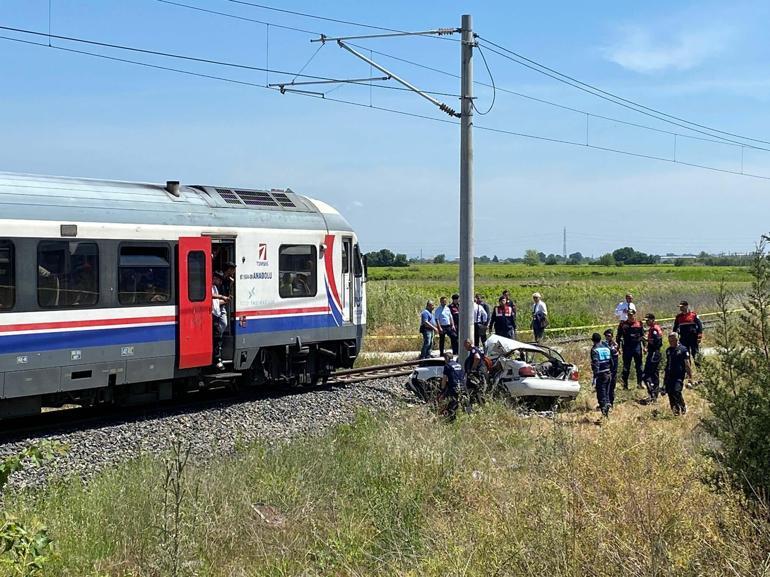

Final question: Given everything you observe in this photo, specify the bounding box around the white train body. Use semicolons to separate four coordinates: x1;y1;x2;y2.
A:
0;172;366;418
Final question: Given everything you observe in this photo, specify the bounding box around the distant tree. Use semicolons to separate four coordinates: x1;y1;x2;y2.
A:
433;253;446;264
598;253;615;266
476;255;491;264
537;252;546;263
567;251;584;265
364;249;408;267
492;255;499;263
523;249;540;266
545;254;559;265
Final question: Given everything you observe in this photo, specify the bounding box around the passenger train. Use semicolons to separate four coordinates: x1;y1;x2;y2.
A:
0;172;366;418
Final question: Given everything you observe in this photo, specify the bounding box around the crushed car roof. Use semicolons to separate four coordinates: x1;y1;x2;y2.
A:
484;335;551;358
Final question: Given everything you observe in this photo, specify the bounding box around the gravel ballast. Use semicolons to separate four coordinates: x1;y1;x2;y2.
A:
0;377;419;488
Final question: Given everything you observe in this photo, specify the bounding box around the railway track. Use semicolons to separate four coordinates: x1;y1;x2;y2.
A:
327;360;421;384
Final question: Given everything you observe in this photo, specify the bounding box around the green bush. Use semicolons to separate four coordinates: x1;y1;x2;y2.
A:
702;240;770;512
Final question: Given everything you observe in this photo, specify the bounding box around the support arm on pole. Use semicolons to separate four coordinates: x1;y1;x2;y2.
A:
336;40;459;118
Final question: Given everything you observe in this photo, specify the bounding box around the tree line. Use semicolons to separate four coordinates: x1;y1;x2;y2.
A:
365;246;752;267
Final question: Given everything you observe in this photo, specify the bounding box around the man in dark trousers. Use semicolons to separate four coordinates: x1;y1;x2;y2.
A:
448;294;461;355
440;352;465;421
462;339;484;405
591;332;613;417
489;296;516;339
602;328;619;408
642;313;664;401
617;307;645;389
664;332;692;415
673;300;703;367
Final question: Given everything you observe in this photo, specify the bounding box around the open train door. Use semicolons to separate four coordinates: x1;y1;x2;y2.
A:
177;236;212;369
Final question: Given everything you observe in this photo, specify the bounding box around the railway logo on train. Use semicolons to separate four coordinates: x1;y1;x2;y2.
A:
0;172;367;419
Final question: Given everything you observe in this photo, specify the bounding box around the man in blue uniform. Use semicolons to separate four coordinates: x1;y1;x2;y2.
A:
440;352;465;421
591;333;613;417
463;339;485;405
664;332;692;415
602;328;619;408
617;308;645;389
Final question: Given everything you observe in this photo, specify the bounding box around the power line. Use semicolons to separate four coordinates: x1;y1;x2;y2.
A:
474;123;770;181
349;43;763;152
3;24;769;181
152;0;319;35
477;36;770;150
0;23;457;95
220;0;457;39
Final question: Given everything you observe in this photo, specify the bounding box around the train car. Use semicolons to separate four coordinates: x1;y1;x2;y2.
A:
0;172;367;418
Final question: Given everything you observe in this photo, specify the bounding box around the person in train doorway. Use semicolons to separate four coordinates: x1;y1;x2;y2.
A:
664;332;692;415
434;296;456;357
439;352;465;421
448;294;461;355
473;294;490;348
642;313;664;401
531;292;548;342
673;300;703;370
489;296;516;339
602;328;619;408
211;271;230;371
221;261;237;333
590;333;613;417
616;306;644;389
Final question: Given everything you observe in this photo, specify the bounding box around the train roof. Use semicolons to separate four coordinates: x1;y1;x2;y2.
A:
0;171;353;232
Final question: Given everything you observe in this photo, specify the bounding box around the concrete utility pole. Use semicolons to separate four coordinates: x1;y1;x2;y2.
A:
459;14;474;362
563;227;567;259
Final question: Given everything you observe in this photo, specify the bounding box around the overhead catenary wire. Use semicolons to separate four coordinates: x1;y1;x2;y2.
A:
221;0;458;39
347;43;763;152
148;0;746;152
477;36;770;151
153;0;319;35
0;23;457;95
3;24;769;181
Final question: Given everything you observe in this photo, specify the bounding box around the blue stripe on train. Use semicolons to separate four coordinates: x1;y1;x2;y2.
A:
0;324;176;354
239;313;338;334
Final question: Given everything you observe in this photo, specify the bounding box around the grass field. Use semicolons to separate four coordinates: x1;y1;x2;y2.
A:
365;264;750;349
7;394;768;576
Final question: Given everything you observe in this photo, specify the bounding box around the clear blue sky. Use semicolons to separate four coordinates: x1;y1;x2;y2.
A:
2;0;770;258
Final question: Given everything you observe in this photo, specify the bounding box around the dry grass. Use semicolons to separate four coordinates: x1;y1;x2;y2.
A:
5;390;769;576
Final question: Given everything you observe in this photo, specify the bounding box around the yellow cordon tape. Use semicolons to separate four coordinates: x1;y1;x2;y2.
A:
367;309;741;340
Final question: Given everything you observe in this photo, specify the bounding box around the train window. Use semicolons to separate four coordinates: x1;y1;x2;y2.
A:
341;241;349;274
37;241;99;307
279;245;317;298
118;246;170;305
187;251;206;303
354;243;364;278
0;240;14;310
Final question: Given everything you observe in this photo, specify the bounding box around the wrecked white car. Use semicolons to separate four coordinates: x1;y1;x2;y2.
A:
408;335;580;401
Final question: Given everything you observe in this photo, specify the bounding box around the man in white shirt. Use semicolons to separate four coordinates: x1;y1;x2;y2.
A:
434;296;456;356
531;292;548;342
473;296;490;347
615;293;635;321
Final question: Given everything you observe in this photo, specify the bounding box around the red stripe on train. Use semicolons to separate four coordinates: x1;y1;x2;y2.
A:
0;315;177;333
239;306;330;317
